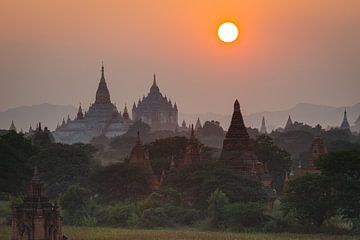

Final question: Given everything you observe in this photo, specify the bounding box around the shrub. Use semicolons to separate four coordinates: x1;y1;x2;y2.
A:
225;202;267;231
206;189;229;229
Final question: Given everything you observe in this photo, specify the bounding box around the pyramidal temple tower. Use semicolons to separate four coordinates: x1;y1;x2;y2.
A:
340;108;350;130
129;132;160;190
11;168;65;240
284;115;293;131
220;100;263;176
132;74;178;131
179;125;201;166
53;64;132;144
260;116;267;134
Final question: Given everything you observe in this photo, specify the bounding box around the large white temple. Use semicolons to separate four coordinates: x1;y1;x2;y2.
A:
53;65;132;144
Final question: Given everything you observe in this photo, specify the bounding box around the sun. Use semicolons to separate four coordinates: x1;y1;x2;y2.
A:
218;22;239;43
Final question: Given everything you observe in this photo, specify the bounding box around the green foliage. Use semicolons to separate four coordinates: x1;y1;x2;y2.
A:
206;189;229;229
147;136;189;176
59;184;96;226
93;163;151;202
29;143;97;198
225;202;267;231
254;135;292;193
165;161;267;211
316;150;360;221
96;202;140;227
138;189;199;228
0;131;37;194
281;174;337;227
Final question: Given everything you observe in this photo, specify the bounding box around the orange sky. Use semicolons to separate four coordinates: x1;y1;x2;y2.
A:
0;0;360;115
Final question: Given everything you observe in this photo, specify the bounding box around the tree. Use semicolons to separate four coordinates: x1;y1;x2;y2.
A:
146;136;189;176
93;163;151;202
316;150;360;220
59;184;95;225
29;143;97;198
254;135;292;193
281;174;337;227
164;161;267;211
207;189;229;229
0;131;38;194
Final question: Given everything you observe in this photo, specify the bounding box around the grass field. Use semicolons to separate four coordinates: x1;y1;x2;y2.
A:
1;225;360;240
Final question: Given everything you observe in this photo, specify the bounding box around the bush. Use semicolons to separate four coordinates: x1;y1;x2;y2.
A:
96;202;139;227
206;189;229;230
225;202;267;231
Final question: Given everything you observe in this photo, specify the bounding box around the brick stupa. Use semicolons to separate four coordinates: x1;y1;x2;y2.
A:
179;124;201;166
220;100;263;176
129;132;160;190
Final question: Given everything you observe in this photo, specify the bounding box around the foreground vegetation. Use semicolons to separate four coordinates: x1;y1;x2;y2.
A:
1;225;360;240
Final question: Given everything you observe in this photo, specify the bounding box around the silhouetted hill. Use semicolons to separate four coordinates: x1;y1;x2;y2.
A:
0;103;77;131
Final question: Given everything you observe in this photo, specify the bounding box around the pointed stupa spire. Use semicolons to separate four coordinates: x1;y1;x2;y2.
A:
77;103;84;119
284;115;293;130
191;124;195;138
95;63;111;104
150;72;160;93
123;104;130;120
9;120;17;132
260;116;267;134
340;108;350;129
174;102;178;111
195;117;202;130
29;124;34;133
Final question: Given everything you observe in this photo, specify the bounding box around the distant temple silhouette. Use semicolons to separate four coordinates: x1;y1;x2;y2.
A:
53;64;132;144
132;74;178;131
340;108;350;130
11;168;65;240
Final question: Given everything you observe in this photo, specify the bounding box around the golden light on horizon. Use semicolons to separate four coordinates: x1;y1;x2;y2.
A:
217;22;239;43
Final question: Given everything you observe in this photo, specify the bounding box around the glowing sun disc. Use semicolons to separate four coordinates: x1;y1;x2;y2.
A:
218;22;239;43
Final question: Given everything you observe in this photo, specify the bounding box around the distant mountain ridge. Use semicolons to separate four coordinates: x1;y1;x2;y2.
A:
0;102;359;132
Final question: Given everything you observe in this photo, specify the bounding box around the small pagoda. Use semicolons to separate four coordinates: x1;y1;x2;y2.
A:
11;168;65;240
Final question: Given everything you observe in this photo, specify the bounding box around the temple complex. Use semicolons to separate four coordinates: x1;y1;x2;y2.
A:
53;64;132;144
220;100;264;176
132;74;178;131
11;168;65;240
260;116;267;134
179;125;201;166
340;108;350;130
129;132;160;190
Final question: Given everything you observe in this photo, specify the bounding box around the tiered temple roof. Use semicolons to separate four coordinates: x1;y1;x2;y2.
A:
132;74;178;131
220;100;263;176
11;168;64;240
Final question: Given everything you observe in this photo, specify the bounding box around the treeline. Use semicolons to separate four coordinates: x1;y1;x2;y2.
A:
1;130;360;234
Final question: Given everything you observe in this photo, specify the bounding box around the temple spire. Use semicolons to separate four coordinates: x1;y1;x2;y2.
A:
340;108;350;129
284;115;293;130
191;124;194;138
9;120;16;132
95;63;111;104
260;116;267;134
150;73;160;93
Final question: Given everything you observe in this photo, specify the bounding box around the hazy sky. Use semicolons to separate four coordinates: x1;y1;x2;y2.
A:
1;0;360;115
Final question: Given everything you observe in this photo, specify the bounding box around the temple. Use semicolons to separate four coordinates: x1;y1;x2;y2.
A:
129;132;160;190
11;168;65;240
284;115;293;131
295;137;327;176
132;74;178;131
195;118;202;130
9;120;17;132
179;125;201;166
53;64;132;144
220;100;263;176
260;116;267;134
340;108;350;130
